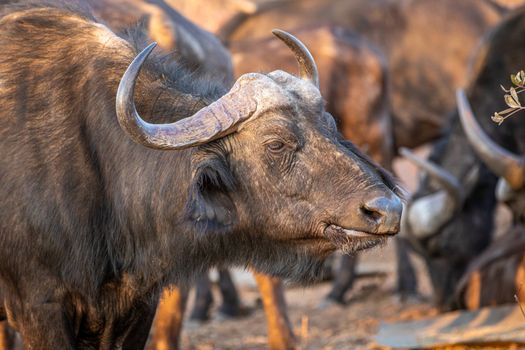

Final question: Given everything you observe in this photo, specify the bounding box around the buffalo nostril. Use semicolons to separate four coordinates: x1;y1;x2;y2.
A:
360;206;384;223
361;195;403;233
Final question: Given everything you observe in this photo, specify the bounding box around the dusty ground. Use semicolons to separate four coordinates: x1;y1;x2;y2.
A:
179;241;518;349
180;243;436;350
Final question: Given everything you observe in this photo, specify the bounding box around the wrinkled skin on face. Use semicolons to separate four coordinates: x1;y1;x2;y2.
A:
231;24;414;303
173;24;395;337
231;26;392;166
178;70;402;281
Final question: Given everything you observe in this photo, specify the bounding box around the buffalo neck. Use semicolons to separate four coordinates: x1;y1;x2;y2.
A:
86;59;236;289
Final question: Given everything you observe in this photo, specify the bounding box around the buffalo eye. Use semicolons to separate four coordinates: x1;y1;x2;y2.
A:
266;140;287;153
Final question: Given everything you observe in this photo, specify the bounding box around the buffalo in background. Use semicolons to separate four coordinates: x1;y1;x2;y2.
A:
454;6;525;309
88;0;234;85
403;6;525;310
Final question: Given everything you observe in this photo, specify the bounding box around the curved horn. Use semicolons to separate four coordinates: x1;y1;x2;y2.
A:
272;29;320;89
401;148;463;238
407;191;456;239
400;147;463;205
457;89;525;189
116;42;256;150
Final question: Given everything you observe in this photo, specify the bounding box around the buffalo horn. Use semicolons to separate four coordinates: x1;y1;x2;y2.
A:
407;190;456;238
117;30;320;150
116;42;258;150
272;29;320;89
400;147;463;238
400;147;463;206
457;89;525;190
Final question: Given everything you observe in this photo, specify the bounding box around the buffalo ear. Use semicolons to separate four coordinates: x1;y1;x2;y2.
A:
186;156;237;233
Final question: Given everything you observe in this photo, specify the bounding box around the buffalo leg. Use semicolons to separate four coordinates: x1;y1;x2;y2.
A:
253;273;297;350
427;258;465;311
217;269;242;317
395;237;418;297
189;273;213;321
148;287;188;350
122;296;159;350
325;254;358;304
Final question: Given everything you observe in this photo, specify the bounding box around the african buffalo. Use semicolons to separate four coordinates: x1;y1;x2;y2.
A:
401;126;496;311
455;89;525;308
402;6;525;310
171;23;393;349
453;6;525;307
176;24;392;349
0;1;402;348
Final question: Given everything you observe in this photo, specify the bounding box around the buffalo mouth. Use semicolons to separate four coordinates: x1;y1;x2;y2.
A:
323;224;388;254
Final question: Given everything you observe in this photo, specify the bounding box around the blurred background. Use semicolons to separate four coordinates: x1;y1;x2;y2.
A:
5;0;525;349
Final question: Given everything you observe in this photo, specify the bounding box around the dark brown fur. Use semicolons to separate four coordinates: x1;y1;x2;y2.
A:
231;24;417;303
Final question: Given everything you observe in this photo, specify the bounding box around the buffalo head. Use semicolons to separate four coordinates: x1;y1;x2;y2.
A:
116;30;403;280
